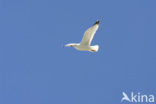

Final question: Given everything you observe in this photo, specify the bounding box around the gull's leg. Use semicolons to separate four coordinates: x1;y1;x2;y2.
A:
90;50;96;52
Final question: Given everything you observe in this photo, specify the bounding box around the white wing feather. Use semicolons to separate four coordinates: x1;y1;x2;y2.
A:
80;21;99;46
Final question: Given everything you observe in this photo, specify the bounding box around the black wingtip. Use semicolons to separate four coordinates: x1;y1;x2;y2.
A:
93;20;100;25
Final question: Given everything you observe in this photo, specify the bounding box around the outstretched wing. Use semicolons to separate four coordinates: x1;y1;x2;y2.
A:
80;20;100;46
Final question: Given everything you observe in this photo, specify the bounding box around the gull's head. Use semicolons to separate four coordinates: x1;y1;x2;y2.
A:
64;43;79;47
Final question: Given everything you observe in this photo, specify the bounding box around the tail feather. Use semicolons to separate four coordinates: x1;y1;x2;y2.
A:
91;45;99;52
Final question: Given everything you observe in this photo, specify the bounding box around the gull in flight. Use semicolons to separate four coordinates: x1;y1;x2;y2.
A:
64;20;100;52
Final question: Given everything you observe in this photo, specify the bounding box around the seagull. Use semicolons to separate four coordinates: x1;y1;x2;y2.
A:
64;20;100;52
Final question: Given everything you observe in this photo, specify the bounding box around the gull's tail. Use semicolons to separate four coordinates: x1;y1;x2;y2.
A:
90;45;99;52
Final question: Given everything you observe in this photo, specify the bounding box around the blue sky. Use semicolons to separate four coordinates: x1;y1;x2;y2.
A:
0;0;156;104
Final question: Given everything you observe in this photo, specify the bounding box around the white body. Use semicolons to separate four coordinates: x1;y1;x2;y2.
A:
65;20;100;52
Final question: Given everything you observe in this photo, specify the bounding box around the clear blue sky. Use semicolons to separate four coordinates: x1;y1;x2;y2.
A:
0;0;156;104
